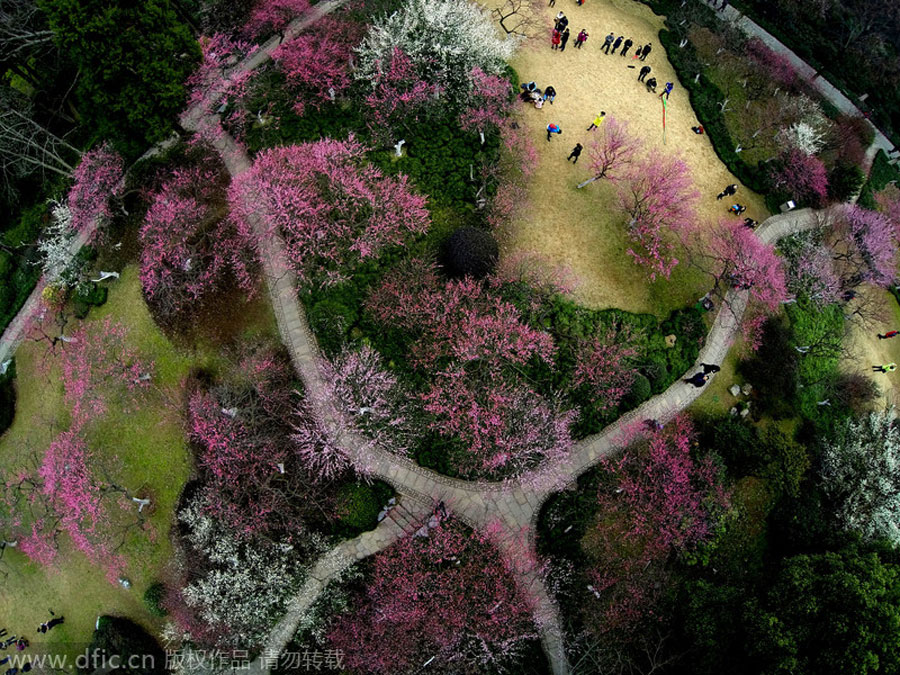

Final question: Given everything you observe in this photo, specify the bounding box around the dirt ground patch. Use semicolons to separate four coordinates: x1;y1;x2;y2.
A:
490;0;768;315
842;286;900;408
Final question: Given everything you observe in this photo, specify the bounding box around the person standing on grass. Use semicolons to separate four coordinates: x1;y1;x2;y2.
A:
638;65;651;81
559;27;571;51
551;29;561;50
640;42;652;60
621;38;633;57
547;123;562;141
633;45;643;60
587;112;606;130
567;143;584;163
717;184;738;199
659;81;674;100
878;330;900;339
575;29;589;48
611;35;623;54
645;77;657;93
554;11;565;30
543;85;557;103
548;0;555;6
873;363;897;373
602;32;615;53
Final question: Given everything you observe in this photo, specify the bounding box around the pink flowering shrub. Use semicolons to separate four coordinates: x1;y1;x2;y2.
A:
363;48;437;144
572;330;639;413
243;0;309;40
67;143;125;234
329;518;537;674
272;17;363;115
771;147;829;207
485;121;538;230
140;160;256;321
617;154;700;279
458;67;512;137
229;137;430;289
830;203;898;288
583;416;730;633
744;37;797;89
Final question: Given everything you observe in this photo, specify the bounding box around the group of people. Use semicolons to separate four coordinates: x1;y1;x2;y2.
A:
551;13;589;51
600;32;651;60
0;612;64;674
684;363;721;388
520;81;557;110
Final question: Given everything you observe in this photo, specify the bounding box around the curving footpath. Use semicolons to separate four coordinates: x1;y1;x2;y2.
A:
176;4;836;673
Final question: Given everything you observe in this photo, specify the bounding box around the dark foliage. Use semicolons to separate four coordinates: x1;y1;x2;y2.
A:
441;226;499;279
80;615;167;675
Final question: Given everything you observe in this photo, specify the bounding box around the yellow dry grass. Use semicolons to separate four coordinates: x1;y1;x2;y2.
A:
489;0;769;315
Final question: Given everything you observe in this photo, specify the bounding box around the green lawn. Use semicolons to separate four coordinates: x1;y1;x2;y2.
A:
0;265;277;662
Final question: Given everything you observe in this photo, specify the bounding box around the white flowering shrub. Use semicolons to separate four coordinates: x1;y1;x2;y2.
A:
820;408;900;546
355;0;516;99
178;496;328;648
38;200;77;283
777;95;830;155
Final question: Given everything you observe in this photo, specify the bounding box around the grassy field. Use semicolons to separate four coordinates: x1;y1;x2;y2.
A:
0;265;277;663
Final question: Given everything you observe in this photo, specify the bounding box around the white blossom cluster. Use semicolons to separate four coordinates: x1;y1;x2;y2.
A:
777;95;830;155
37;199;77;283
178;497;327;647
820;408;900;546
355;0;516;100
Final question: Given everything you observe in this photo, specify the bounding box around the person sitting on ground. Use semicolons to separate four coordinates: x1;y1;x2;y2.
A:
645;77;657;93
743;217;758;229
534;96;544;109
691;125;704;134
729;203;746;215
684;372;709;388
543;85;557;103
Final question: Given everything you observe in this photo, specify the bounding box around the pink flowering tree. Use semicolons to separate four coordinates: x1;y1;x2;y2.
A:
363;48;437;145
744;37;797;90
243;0;309;41
66;142;125;234
617;154;700;279
458;67;512;142
229;137;430;289
484;121;538;229
875;184;900;237
771;147;829;207
189;346;341;540
828;203;898;288
140;161;256;322
582;416;730;634
329;518;538;674
577;117;642;188
571;329;639;414
366;259;573;477
690;219;788;313
784;234;843;307
272;17;364;115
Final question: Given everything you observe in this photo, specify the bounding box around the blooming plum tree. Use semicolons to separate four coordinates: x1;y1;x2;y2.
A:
65;142;125;234
140;161;255;321
829;203;898;289
362;47;437;144
771;147;829;206
577;117;641;188
458;66;512;141
329;518;537;674
617;153;699;279
572;330;639;413
271;17;363;115
229;137;430;288
243;0;309;40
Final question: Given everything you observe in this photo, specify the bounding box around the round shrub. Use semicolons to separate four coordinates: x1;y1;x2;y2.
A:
827;162;865;203
642;359;668;393
442;226;499;279
143;582;168;617
624;373;652;408
336;481;393;533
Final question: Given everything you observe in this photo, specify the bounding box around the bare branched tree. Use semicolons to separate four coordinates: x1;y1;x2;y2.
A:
492;0;542;38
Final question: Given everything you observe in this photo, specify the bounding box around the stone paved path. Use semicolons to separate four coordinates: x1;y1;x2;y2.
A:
701;0;895;160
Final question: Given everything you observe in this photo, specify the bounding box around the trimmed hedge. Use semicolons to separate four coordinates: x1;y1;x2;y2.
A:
142;582;168;618
857;150;900;210
0;358;15;437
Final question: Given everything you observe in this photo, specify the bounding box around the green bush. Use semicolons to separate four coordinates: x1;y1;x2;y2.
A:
857;149;900;209
80;615;167;675
0;358;15;437
142;582;168;618
624;373;652;408
442;226;499;279
827;162;865;203
73;283;108;319
739;317;797;419
335;481;395;534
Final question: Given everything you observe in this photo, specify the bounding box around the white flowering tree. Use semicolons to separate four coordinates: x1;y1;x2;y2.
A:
355;0;516;106
820;408;900;546
177;496;328;648
37;200;76;282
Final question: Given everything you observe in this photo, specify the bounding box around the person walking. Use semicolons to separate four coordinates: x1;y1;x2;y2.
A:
554;11;566;30
873;362;897;373
659;81;674;99
611;35;623;54
645;77;657;93
878;330;899;339
633;45;643;60
640;42;652;60
574;29;589;48
602;32;615;54
543;85;557;104
684;372;710;388
701;363;721;374
717;184;738;200
551;29;561;50
567;143;583;163
729;203;747;215
547;123;562;141
548;0;555;6
638;65;651;81
621;38;633;57
587;112;606;130
559;28;571;51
